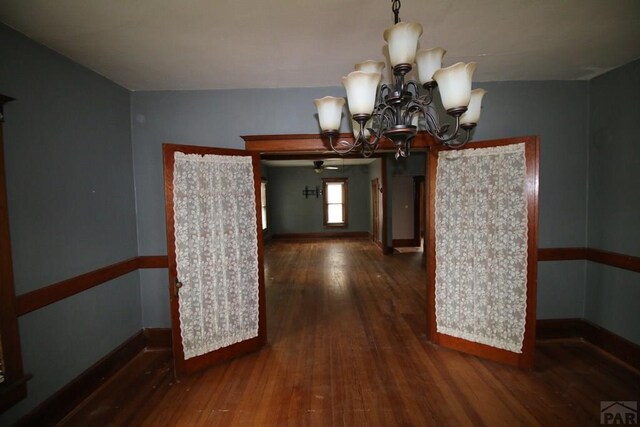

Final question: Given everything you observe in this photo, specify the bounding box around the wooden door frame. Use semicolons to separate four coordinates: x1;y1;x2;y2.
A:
243;133;539;368
243;134;403;254
371;178;380;245
412;176;425;247
162;143;267;376
426;136;539;369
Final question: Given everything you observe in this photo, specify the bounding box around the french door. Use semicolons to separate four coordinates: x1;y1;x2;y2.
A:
163;143;266;377
426;136;539;368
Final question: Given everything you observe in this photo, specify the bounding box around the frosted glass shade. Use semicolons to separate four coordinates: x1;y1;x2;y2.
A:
433;62;477;111
314;96;345;131
383;22;423;66
416;47;446;83
460;89;487;125
342;71;381;116
355;60;386;74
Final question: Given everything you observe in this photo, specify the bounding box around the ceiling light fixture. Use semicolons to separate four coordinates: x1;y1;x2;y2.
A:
314;0;486;158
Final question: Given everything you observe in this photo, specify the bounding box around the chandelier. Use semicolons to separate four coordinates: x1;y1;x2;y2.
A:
314;0;486;158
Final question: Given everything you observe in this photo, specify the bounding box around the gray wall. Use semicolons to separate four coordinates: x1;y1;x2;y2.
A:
266;165;371;235
0;25;140;424
473;81;590;319
585;59;640;344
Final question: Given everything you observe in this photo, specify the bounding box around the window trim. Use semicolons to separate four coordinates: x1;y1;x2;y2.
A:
0;94;28;412
322;177;348;228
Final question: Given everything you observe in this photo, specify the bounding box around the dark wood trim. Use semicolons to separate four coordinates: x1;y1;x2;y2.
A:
587;248;640;273
271;232;369;240
536;318;586;339
143;328;172;349
138;255;169;269
16;330;146;426
392;238;420;247
537;247;640;273
16;258;140;316
538;247;587;261
0;97;28;412
261;153;384;160
579;319;640;371
381;157;391;254
16;255;168;317
413;175;425;247
536;318;640;371
242;132;437;153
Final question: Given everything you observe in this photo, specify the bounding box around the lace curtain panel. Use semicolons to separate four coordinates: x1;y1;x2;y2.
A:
435;143;528;353
173;152;260;360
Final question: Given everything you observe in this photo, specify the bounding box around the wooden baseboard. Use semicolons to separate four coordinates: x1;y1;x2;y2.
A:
392;238;420;247
271;232;369;240
16;330;146;426
536;318;640;371
143;328;172;349
16;328;171;426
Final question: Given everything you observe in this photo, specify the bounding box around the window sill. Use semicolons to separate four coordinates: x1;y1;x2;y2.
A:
0;374;31;413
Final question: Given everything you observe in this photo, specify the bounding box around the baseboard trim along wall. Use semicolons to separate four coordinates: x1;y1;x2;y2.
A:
271;232;370;239
15;329;168;426
536;318;640;371
392;238;420;247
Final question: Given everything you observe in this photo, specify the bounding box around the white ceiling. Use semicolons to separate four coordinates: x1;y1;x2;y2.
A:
1;0;639;91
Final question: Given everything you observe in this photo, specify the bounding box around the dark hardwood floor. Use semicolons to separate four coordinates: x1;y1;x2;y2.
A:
61;239;639;426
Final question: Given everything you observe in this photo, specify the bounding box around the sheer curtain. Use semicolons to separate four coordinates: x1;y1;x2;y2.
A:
435;143;528;353
172;152;259;360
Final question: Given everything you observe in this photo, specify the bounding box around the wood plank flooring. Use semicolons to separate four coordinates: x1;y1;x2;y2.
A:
61;239;640;426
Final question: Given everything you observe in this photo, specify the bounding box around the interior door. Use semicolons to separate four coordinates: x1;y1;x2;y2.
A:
426;136;539;369
163;143;266;377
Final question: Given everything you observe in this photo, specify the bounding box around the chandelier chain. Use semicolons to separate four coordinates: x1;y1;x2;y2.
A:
392;0;401;24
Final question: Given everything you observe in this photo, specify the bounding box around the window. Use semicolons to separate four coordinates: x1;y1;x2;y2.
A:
260;180;267;231
323;178;348;227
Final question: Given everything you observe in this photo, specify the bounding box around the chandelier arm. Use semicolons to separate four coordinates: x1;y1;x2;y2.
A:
379;84;392;101
404;101;425;125
442;128;472;148
426;111;464;143
418;107;439;136
381;104;397;132
405;81;421;98
324;133;361;156
417;85;435;105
